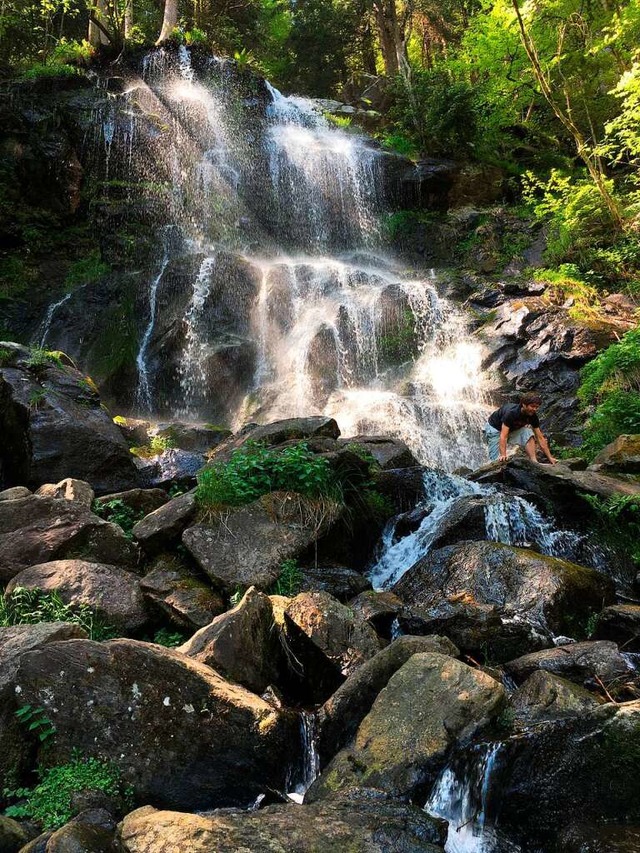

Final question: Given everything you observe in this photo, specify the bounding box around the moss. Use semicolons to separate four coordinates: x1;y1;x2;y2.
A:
84;293;137;384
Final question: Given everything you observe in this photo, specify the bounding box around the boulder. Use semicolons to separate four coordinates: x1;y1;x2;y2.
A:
132;491;197;556
179;588;285;694
34;478;94;508
299;564;371;602
505;641;633;690
337;436;418;470
478;700;640;850
0;487;31;501
372;466;426;513
285;591;381;678
210;418;341;463
591;435;640;474
308;653;505;802
317;635;459;764
94;488;169;517
154;423;231;454
134;449;205;490
140;555;224;630
15;638;297;810
0;815;31;852
0;495;138;582
592;604;640;651
27;810;120;852
6;560;149;635
118;792;445;853
392;540;615;638
348;590;403;638
0;623;87;802
0;347;141;494
510;670;602;724
183;492;342;592
557;823;640;853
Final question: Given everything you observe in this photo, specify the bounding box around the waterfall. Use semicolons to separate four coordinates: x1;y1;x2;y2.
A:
37;292;73;348
287;710;320;804
426;743;516;853
135;240;171;411
369;470;589;590
177;255;217;416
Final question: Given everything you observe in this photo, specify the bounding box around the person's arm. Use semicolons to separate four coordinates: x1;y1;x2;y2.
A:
534;427;557;464
499;424;510;461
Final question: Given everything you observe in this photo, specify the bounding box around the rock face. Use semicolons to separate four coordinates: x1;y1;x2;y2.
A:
95;488;169;517
15;638;297;810
393;540;614;639
308;652;505;802
140;555;224;629
298;564;371;602
591;434;640;473
509;670;602;724
0;494;138;582
505;640;633;687
119;793;446;853
183;492;342;592
0;344;140;494
285;591;381;678
132;492;197;556
0;623;87;800
6;560;149;634
337;435;418;470
179;588;285;694
35;478;95;508
593;604;640;651
210;417;341;463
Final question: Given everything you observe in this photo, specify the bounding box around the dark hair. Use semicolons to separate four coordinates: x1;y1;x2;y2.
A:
520;392;542;406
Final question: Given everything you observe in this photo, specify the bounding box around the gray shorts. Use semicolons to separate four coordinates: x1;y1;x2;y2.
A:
484;423;534;461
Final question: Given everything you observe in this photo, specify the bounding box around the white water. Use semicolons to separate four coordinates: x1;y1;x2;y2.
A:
37;292;73;347
369;470;587;589
177;255;217;416
287;711;320;804
135;247;171;411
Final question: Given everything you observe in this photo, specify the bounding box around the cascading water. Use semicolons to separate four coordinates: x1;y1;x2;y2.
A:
369;469;591;590
287;711;321;804
38;292;73;348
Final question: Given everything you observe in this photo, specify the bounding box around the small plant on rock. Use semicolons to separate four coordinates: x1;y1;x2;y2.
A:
269;559;303;597
92;499;145;539
15;705;56;743
0;587;115;641
153;627;188;647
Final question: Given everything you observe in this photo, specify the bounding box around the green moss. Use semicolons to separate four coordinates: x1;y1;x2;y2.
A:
64;250;110;290
85;294;137;383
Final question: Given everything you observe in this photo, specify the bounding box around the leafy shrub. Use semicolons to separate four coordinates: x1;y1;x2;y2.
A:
25;348;62;371
185;28;208;45
65;250;109;290
533;266;603;324
4;756;133;829
92;499;145;539
269;559;303;597
580;492;640;567
153;627;188;647
578;328;640;457
15;704;56;743
49;38;94;66
0;587;115;641
196;441;335;508
20;63;81;80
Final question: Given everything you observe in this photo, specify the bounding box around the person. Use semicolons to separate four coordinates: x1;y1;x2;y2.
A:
484;392;557;464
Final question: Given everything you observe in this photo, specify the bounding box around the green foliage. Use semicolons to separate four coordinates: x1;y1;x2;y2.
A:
0;587;116;641
92;499;145;539
268;558;303;597
378;307;418;366
15;704;56;743
533;266;602;324
325;114;352;129
196;441;336;508
361;489;395;522
184;28;207;46
0;257;34;300
0;348;14;366
19;63;81;80
64;250;110;290
49;37;93;65
580;491;640;567
25;348;62;371
153;627;187;647
378;131;419;160
3;756;133;829
577;328;640;458
28;388;47;410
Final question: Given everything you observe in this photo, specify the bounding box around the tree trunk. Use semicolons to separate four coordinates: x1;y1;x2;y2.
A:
88;0;111;46
156;0;178;45
124;0;133;39
373;0;404;76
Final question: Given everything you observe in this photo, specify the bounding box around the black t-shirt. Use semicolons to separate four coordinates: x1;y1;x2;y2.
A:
488;403;540;431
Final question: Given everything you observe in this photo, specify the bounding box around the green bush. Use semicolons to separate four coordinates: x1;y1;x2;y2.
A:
580;492;640;568
269;559;303;597
196;441;335;508
19;63;81;80
4;756;133;829
92;499;145;539
578;328;640;458
0;587;115;641
153;627;188;647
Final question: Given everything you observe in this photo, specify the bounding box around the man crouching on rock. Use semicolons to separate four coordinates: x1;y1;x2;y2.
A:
484;392;557;464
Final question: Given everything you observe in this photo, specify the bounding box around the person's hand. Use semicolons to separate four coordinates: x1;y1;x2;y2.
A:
499;453;508;463
547;455;558;465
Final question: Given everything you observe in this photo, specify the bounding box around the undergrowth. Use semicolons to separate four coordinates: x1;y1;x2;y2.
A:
0;587;116;641
92;499;145;539
579;492;640;568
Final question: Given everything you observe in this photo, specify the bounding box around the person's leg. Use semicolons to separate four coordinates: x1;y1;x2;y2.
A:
523;435;537;462
484;424;500;461
510;426;537;461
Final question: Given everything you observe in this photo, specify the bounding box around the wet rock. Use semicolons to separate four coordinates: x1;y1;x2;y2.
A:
485;700;640;849
15;638;297;810
6;560;149;635
591;434;640;474
0;814;31;852
337;436;418;470
372;466;426;513
557;823;640;853
135;449;205;490
118;792;445;853
132;491;197;555
317;635;459;764
505;641;633;689
179;588;285;694
0;623;87;801
140;555;224;630
94;488;169;517
299;564;371;602
18;810;119;852
35;478;95;508
183;492;342;592
0;346;140;494
349;590;403;638
592;604;640;652
0;495;138;582
115;418;151;447
285;590;381;677
308;653;504;802
392;540;615;639
510;670;602;724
